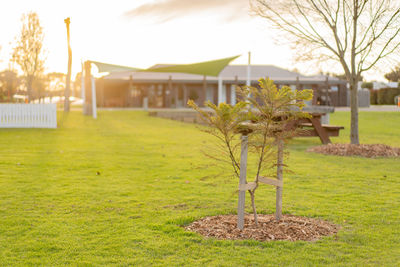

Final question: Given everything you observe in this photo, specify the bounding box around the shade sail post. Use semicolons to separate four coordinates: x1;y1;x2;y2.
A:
81;61;85;105
143;85;148;111
91;76;97;119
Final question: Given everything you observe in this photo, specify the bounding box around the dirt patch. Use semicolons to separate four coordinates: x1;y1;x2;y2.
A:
163;203;188;210
185;214;339;242
307;144;400;158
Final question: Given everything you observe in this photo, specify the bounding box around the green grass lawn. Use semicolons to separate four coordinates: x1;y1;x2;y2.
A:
0;111;399;266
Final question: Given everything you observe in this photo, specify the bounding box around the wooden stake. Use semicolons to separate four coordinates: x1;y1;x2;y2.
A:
276;138;284;221
238;134;248;230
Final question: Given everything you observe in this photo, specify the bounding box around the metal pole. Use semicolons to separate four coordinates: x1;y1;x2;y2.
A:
246;51;251;87
81;61;85;113
91;76;97;119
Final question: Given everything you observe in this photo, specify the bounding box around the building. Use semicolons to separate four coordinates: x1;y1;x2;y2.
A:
95;64;348;108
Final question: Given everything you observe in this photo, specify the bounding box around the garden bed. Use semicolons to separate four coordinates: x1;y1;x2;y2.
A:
307;143;400;158
185;214;339;242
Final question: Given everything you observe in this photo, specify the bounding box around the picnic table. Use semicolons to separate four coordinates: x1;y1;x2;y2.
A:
148;105;344;144
241;105;344;144
300;105;344;144
294;113;344;144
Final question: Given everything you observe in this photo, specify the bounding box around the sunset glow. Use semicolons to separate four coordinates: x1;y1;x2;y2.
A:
0;0;389;80
0;0;302;77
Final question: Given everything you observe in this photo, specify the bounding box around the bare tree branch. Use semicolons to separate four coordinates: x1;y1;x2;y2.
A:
251;0;400;144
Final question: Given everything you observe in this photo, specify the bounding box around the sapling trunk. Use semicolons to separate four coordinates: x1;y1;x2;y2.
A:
249;190;258;225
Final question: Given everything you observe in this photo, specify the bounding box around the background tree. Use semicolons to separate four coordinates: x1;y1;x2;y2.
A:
384;66;400;82
47;72;66;92
333;73;363;82
251;0;400;144
0;70;21;102
12;12;45;102
32;74;48;103
47;72;66;102
361;82;373;90
73;72;83;98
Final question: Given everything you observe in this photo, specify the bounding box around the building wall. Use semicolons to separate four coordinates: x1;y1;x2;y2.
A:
99;79;348;108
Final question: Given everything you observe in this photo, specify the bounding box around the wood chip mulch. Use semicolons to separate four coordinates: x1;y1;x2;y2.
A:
185;214;339;242
307;143;400;158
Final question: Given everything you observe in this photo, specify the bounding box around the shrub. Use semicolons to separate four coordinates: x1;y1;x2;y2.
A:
377;88;400;104
361;82;373;90
370;90;378;105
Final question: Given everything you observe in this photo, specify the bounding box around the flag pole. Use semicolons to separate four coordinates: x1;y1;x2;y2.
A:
81;60;85;113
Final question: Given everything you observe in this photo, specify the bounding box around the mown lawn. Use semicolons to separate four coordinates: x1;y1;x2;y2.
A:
0;110;399;266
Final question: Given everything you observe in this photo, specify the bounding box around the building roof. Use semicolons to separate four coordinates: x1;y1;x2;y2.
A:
105;64;346;85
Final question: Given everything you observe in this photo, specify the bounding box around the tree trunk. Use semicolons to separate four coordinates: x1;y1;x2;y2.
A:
64;17;72;112
249;190;258;226
83;61;92;115
27;77;33;103
350;79;359;144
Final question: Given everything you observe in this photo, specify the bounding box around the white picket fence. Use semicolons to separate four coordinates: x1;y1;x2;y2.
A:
0;104;57;128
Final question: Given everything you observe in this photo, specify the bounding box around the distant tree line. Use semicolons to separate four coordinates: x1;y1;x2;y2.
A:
0;12;83;103
0;70;83;103
384;66;400;83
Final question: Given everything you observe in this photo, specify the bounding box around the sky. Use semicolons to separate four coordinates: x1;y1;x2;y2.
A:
0;0;389;80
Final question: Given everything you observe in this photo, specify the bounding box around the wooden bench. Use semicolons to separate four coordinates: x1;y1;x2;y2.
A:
298;122;344;137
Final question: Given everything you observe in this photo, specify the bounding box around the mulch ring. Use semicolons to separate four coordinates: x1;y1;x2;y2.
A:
307;143;400;158
185;214;339;242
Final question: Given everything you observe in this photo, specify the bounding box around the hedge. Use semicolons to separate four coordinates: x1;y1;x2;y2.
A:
376;87;400;105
